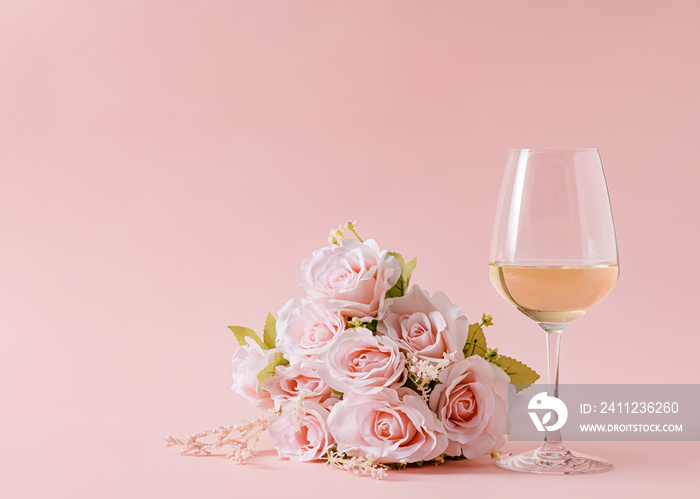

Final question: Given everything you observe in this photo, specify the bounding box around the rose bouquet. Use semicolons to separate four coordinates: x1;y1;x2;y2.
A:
166;222;539;478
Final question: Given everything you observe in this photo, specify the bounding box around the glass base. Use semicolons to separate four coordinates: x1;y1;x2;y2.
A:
495;444;612;475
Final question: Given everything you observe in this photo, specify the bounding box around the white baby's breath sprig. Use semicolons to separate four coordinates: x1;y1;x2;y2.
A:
326;448;388;480
328;221;364;245
165;410;277;464
328;227;346;246
290;396;306;431
407;351;457;402
346;221;364;243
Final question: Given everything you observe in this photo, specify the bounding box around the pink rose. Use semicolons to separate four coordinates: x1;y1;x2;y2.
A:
268;400;334;462
231;337;276;410
276;297;346;363
295;239;401;320
263;362;333;410
327;389;448;463
429;356;509;458
378;285;468;362
317;328;406;395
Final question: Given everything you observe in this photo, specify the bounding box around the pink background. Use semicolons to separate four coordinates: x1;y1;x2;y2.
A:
2;1;699;497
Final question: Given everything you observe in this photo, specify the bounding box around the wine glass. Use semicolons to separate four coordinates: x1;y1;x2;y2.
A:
489;148;618;474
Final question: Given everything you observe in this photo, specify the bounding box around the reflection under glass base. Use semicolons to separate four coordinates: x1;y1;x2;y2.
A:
495;444;612;475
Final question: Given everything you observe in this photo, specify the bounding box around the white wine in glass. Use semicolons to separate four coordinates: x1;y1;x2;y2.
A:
490;149;618;474
488;264;618;324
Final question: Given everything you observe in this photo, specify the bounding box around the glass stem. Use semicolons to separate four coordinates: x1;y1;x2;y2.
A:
540;324;565;450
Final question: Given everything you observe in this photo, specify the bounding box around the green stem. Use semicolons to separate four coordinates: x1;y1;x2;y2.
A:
244;428;264;442
464;321;489;356
350;228;364;243
470;342;488;356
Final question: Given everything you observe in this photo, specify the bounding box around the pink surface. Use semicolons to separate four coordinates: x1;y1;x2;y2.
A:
2;1;699;497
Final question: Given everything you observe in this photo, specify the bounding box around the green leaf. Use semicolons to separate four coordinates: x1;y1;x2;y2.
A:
386;252;406;298
386;252;417;298
403;257;417;289
257;352;289;387
386;284;403;298
388;251;406;269
263;312;277;349
228;326;267;349
493;355;540;392
464;322;488;357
